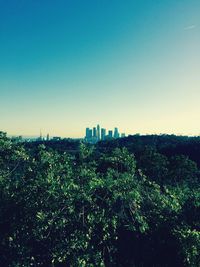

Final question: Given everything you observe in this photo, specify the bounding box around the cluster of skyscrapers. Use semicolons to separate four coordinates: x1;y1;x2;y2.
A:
85;124;125;143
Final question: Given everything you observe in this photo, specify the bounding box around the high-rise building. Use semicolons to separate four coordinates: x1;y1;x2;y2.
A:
93;127;97;138
121;133;126;138
89;129;93;138
97;124;100;140
108;130;113;138
47;133;50;141
101;128;106;140
37;130;43;141
114;127;120;139
86;128;90;139
86;128;92;141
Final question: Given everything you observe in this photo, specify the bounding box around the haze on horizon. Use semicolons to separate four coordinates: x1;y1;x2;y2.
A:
0;0;200;138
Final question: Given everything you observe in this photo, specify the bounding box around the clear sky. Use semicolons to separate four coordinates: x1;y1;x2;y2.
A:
0;0;200;137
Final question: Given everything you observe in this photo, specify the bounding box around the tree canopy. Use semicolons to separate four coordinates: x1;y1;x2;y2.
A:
0;132;199;266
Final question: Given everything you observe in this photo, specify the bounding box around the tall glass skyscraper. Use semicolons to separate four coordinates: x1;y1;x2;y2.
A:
97;124;100;141
93;127;97;138
108;130;113;138
114;127;119;139
101;128;106;140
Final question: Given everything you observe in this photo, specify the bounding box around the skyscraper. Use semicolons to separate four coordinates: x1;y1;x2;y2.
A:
38;130;43;141
93;127;97;138
86;128;90;139
114;127;120;139
108;130;113;138
86;128;93;141
101;128;106;140
89;129;93;138
97;124;100;141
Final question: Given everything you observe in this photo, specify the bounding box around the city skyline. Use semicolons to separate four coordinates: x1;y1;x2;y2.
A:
85;124;124;143
7;125;200;141
0;1;200;137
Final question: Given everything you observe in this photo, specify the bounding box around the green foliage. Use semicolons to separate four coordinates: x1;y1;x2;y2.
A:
0;133;199;266
168;155;199;184
175;228;200;267
137;146;169;183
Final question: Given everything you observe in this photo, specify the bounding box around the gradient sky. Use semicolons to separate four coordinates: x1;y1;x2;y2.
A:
0;0;200;137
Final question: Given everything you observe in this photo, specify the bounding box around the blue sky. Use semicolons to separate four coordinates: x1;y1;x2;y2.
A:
0;0;199;137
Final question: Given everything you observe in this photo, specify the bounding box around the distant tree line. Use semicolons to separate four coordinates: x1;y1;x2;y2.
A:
0;132;199;266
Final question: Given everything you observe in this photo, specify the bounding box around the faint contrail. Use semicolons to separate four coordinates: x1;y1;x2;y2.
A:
184;24;196;30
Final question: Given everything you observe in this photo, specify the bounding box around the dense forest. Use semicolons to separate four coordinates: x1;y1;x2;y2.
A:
0;132;199;266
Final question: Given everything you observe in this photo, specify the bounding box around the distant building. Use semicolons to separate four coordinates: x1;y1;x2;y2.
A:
85;128;93;142
108;130;113;138
101;128;106;140
93;127;97;138
89;129;93;138
121;133;126;138
86;128;91;139
47;133;50;141
97;124;100;141
37;130;43;141
114;127;120;139
86;128;92;138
